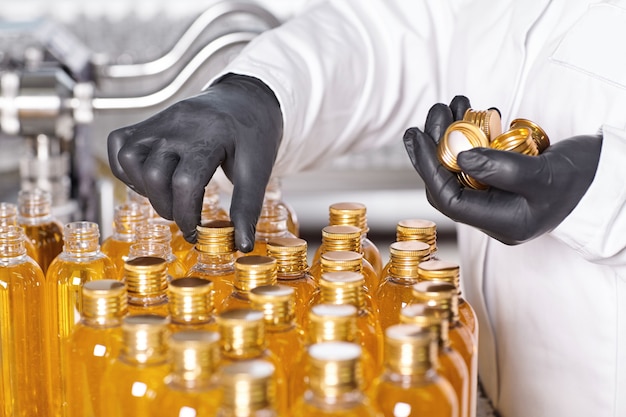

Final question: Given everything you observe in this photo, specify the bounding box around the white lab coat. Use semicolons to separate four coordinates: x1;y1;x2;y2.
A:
212;0;626;416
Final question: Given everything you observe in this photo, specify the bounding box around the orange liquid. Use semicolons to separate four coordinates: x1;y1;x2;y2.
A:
375;277;416;331
151;384;221;417
101;237;133;279
21;221;63;274
264;325;304;408
292;393;378;417
373;372;458;417
450;321;477;417
309;258;379;296
0;257;49;417
277;272;317;328
362;237;382;278
186;254;235;310
438;348;469;417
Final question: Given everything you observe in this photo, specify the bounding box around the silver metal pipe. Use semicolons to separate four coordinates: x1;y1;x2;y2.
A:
98;1;279;79
91;31;256;111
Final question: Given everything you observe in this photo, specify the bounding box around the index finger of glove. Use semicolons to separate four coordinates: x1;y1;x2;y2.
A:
107;127;137;188
449;95;471;121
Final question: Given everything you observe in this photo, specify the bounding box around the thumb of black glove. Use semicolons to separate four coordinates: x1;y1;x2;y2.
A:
404;100;602;244
107;74;283;252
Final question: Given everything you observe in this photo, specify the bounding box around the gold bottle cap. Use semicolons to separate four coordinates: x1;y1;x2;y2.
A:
412;281;459;324
249;284;295;328
510;118;550;153
320;251;363;274
168;277;214;324
123;256;168;300
457;170;489;190
195;220;235;255
82;280;128;325
418;259;461;294
400;303;450;347
328;202;368;233
396;219;437;252
63;221;100;254
0;202;17;228
463;108;503;141
170;330;220;388
307;341;362;397
217;308;266;359
321;225;362;253
490;127;538;156
384;324;435;375
319;271;365;309
0;225;27;257
389;241;431;281
308;304;358;344
438;121;489;172
121;314;170;364
113;202;147;238
266;237;308;275
220;359;276;414
234;256;277;293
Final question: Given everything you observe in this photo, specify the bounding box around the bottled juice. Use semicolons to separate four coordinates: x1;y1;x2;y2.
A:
247;201;296;257
264;176;299;237
220;255;277;312
168;277;217;333
66;280;128;417
123;256;169;317
101;202;147;278
134;223;187;278
0;202;36;260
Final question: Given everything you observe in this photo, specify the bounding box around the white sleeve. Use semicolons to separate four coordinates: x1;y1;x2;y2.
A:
207;0;454;176
551;125;626;266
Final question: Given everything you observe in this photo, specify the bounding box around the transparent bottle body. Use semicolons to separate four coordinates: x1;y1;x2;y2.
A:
277;271;317;328
0;256;49;417
45;252;117;415
438;347;469;417
373;371;458;417
127;299;170;317
185;253;235;310
361;237;382;278
65;322;123;417
220;291;253;312
264;325;304;408
292;391;378;417
100;358;169;417
169;319;218;334
101;237;133;279
151;382;221;417
21;220;63;274
375;277;417;332
450;321;478;417
248;231;297;257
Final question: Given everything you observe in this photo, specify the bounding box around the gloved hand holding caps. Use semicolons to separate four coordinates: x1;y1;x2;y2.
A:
107;74;283;252
403;96;602;245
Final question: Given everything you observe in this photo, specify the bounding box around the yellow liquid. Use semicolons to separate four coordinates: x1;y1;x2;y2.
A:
264;325;304;408
277;272;317;328
459;299;478;344
0;257;49;417
101;237;133;279
127;301;170;317
169;320;218;334
292;394;378;417
375;277;416;331
45;254;117;416
166;256;188;280
65;323;123;417
21;221;63;274
362;237;382;278
151;384;221;417
450;322;477;417
100;359;169;417
220;292;252;312
185;255;235;310
309;259;379;297
438;348;469;417
373;372;458;417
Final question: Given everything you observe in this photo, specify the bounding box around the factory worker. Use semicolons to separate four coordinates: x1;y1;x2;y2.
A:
107;1;626;416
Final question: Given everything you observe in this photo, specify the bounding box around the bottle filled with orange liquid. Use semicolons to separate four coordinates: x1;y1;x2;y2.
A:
168;277;217;333
266;237;317;327
66;280;128;417
400;304;468;417
375;241;430;331
123;256;169;317
0;225;49;417
151;330;222;416
220;255;277;312
101;202;147;278
185;220;237;306
101;314;170;417
265;176;299;237
247;201;296;257
134;223;187;278
292;341;377;417
45;221;116;416
217;359;279;417
17;188;63;274
0;202;36;259
372;324;458;417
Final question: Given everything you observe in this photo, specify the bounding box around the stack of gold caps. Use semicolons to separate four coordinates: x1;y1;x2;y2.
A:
463;108;502;141
490;127;538;156
396;219;437;254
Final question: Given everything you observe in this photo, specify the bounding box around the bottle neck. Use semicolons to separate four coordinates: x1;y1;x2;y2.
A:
63;222;101;256
170;348;218;391
320;283;365;310
121;328;168;365
17;190;53;225
0;203;18;228
384;339;436;377
0;226;27;259
169;285;214;324
220;322;265;360
196;252;235;270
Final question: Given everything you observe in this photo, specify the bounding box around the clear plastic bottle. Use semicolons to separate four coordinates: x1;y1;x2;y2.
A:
220;255;277;312
17;188;63;274
0;226;49;417
399;304;468;417
185;220;237;307
150;330;222;416
310;226;379;292
292;341;377;417
411;281;476;417
201;180;229;224
247;202;296;257
66;280;128;417
134;223;187;278
101;314;170;417
266;237;317;327
264;176;299;237
372;324;458;417
123;256;169;317
45;221;116;416
375;241;430;331
249;284;304;408
307;271;383;371
216;308;288;414
216;360;279;417
101;202;147;279
0;202;36;260
168;277;217;333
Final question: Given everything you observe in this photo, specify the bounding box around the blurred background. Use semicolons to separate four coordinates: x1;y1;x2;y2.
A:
0;0;458;259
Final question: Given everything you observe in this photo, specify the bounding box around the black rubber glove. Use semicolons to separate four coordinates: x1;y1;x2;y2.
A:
403;96;602;245
107;74;283;251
